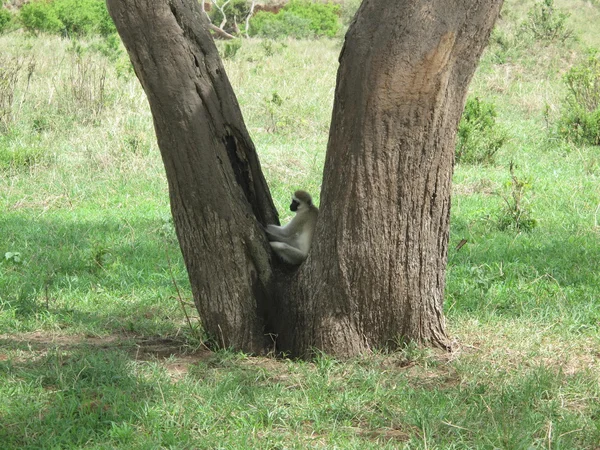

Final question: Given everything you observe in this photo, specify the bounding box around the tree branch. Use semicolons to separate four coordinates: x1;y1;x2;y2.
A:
245;0;256;38
208;22;236;39
208;0;237;39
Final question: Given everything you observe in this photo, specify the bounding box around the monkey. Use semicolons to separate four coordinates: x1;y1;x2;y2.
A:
265;190;318;265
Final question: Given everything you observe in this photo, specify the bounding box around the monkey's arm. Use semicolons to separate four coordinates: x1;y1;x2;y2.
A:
265;223;294;241
269;241;307;265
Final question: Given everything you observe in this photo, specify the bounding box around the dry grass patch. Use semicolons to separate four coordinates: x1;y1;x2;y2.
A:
450;318;600;377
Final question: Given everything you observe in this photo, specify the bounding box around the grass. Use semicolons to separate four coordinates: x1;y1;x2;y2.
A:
1;0;600;447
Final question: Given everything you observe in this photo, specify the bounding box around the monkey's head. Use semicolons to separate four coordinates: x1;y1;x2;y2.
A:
290;190;312;212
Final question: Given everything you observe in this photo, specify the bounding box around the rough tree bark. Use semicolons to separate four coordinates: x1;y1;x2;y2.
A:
280;0;504;356
106;0;279;353
106;0;503;357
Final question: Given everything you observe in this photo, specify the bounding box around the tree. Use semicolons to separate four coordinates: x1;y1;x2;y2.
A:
106;0;503;357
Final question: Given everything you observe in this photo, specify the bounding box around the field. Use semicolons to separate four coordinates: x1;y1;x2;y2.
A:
1;0;600;448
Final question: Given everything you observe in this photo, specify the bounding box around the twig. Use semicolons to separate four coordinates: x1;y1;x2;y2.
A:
557;428;583;439
232;16;240;35
169;296;195;308
209;23;236;39
45;283;50;310
164;247;201;342
211;0;232;31
245;0;256;38
218;324;226;349
441;421;472;432
455;239;467;251
266;332;278;356
201;1;235;39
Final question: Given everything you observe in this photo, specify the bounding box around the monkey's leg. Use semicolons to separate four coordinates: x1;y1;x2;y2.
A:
269;242;306;265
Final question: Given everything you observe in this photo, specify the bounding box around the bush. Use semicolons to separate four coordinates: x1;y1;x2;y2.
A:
19;0;115;36
0;5;12;34
249;0;340;39
521;0;572;43
52;0;116;36
284;0;340;37
223;38;242;59
557;51;600;145
19;0;63;34
0;141;46;170
250;10;312;39
456;97;507;165
496;162;537;232
486;28;527;65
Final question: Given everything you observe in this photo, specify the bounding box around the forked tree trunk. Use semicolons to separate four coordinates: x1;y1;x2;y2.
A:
107;0;503;357
106;0;279;353
278;0;503;356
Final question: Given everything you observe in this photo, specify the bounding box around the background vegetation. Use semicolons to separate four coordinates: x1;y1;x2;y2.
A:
17;0;115;36
249;0;341;38
1;0;599;448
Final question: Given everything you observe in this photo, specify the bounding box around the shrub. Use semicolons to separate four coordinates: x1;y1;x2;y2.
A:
223;38;242;59
456;97;507;165
521;0;572;43
0;5;12;34
90;33;123;62
557;51;600;145
52;0;116;36
19;0;63;34
496;162;537;232
18;0;115;36
284;0;340;37
249;0;340;39
0;141;46;170
486;28;527;65
250;10;312;39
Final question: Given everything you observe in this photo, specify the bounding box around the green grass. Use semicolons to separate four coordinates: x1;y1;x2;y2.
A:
1;0;600;447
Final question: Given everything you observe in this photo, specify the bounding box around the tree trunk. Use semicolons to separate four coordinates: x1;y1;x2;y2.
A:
106;0;279;354
106;0;503;358
280;0;504;356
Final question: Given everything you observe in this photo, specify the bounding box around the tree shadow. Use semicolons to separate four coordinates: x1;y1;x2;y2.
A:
448;216;600;321
449;218;599;286
0;214;192;334
0;332;212;448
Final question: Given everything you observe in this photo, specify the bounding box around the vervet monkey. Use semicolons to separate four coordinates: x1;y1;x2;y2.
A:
266;190;318;265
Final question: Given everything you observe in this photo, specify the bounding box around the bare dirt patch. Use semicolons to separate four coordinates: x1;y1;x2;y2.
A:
0;331;212;380
130;336;212;380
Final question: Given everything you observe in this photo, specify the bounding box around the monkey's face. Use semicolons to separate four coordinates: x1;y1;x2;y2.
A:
290;199;300;212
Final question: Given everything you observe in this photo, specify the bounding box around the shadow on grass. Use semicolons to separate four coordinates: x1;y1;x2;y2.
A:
450;218;600;284
448;218;600;323
0;214;192;335
0;330;598;449
0;332;212;449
